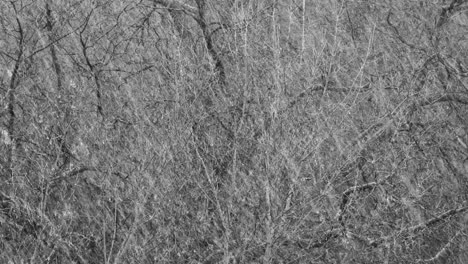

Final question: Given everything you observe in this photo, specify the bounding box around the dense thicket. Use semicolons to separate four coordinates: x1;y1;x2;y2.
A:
1;0;468;263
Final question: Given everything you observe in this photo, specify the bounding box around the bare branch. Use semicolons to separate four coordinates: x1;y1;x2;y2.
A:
153;0;197;18
417;228;464;263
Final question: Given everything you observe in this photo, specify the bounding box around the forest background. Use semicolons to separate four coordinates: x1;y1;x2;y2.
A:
1;0;468;263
